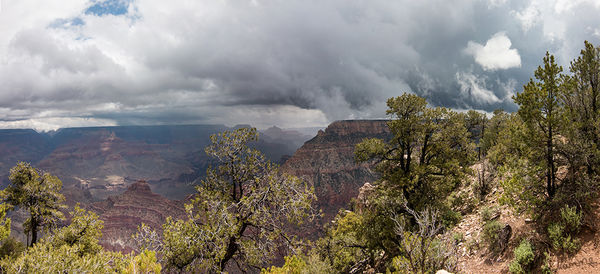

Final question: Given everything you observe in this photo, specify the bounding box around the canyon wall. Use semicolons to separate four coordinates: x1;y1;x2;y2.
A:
281;120;391;221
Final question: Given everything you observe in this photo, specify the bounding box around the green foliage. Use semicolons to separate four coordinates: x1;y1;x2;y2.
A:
0;242;129;273
548;205;582;254
561;41;600;175
389;207;458;273
560;205;582;234
541;251;553;274
124;249;161;274
0;204;11;244
481;109;510;157
508;240;535;274
0;206;138;273
452;232;464;244
482;220;503;253
161;216;200;271
440;207;462;228
548;222;564;250
480;206;499;222
1;162;66;246
314;210;367;273
262;255;307;274
262;253;333;274
0;237;25;260
49;205;103;256
161;127;316;272
447;191;477;214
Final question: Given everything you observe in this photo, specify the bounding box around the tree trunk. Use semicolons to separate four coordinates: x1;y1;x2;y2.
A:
547;127;555;199
220;237;238;271
420;133;430;165
30;219;38;247
219;222;248;271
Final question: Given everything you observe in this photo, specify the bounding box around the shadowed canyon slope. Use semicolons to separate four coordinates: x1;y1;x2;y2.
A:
0;121;390;248
0;125;311;202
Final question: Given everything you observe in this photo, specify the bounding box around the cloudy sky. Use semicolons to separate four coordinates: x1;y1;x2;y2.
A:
0;0;599;131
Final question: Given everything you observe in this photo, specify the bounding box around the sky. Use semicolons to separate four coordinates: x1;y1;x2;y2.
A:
1;0;600;131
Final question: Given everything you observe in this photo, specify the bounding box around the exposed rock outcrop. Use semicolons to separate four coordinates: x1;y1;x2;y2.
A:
282;120;391;221
89;180;186;252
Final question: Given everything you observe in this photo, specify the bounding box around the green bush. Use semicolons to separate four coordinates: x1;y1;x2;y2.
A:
548;222;580;254
482;220;502;252
480;206;499;222
560;205;582;234
547;205;583;254
0;237;25;259
441;208;462;228
541;251;553;274
548;222;563;250
508;240;534;274
562;235;581;254
452;232;464;244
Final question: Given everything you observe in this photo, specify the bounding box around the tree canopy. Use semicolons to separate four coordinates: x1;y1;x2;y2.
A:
161;127;316;272
1;162;65;246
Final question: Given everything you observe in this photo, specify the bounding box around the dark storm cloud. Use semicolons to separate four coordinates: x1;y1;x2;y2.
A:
1;0;600;130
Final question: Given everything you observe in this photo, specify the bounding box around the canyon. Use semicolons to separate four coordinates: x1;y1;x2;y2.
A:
0;121;390;249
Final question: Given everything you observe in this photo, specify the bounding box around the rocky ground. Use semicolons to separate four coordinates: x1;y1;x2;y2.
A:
452;164;600;273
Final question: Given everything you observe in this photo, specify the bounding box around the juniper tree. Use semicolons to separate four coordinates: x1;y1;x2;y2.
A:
1;162;65;246
161;127;316;272
354;94;473;259
355;94;473;211
513;52;563;199
561;41;600;175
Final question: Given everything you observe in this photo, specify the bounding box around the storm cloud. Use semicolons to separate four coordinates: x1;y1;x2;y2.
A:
1;0;600;131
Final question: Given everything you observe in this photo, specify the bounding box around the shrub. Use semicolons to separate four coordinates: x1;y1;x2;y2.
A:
508;240;534;274
562;235;581;254
391;207;459;273
547;205;582;254
482;220;502;252
548;222;580;254
262;254;333;274
262;255;306;274
560;205;581;234
452;232;464;244
0;237;25;259
541;252;553;274
548;223;563;250
441;208;462;228
480;206;499;222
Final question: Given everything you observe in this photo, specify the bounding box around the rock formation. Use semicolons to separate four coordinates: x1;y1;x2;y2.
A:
281;120;391;221
89;180;187;252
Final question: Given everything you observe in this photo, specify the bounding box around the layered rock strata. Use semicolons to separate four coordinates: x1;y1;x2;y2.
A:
281;120;391;221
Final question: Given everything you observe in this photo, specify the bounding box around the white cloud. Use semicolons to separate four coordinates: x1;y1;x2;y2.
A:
0;117;116;132
456;72;502;104
512;3;541;32
465;32;521;71
486;0;508;8
554;0;600;13
1;0;600;130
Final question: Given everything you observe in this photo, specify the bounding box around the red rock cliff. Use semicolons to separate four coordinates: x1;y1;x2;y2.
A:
281;120;391;222
89;180;186;252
